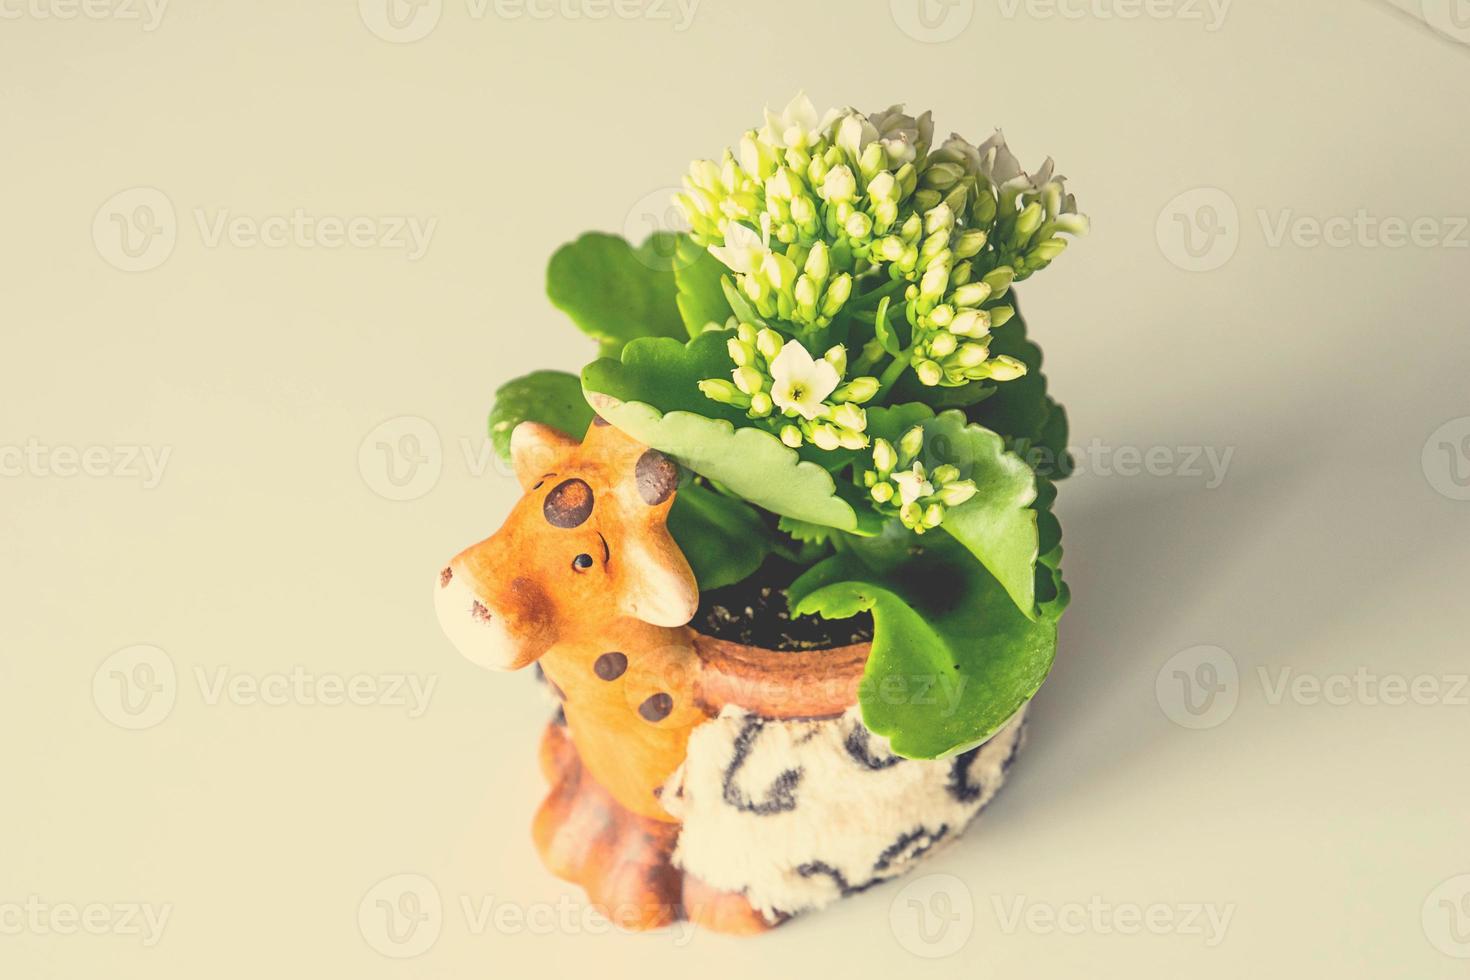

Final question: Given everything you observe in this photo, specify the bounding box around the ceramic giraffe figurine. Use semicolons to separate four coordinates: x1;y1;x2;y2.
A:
435;417;1028;935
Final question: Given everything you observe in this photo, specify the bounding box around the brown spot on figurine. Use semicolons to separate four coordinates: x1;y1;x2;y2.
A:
544;478;595;528
634;449;679;506
593;651;628;681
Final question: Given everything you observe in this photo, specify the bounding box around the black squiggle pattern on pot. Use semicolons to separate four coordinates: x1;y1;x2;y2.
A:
721;717;803;815
843;725;904;770
872;824;949;874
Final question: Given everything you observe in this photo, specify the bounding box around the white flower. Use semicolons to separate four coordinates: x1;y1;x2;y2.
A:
759;92;838;152
831;109;878;162
867;104;933;166
708;220;768;274
892;463;934;506
769;340;840;421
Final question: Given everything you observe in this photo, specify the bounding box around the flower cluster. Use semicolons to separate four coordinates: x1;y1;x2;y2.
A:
699;322;878;450
862;426;978;533
676;93;1087;401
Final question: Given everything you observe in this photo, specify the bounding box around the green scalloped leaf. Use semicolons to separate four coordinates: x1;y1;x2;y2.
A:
668;483;772;591
673;235;733;338
487;370;594;462
790;534;1056;759
868;406;1042;619
546;232;687;358
582;333;882;534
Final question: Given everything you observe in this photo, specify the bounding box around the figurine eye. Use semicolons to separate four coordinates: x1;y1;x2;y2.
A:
572;553;595;571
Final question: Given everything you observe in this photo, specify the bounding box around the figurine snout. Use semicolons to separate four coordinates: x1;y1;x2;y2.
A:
435;561;554;671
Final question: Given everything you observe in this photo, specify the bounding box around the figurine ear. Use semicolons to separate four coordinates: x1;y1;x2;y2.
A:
618;530;698;627
510;421;579;490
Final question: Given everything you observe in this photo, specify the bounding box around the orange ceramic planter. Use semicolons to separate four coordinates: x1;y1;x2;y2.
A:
435;418;1027;934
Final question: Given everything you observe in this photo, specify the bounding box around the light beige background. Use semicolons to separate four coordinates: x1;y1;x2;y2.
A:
3;0;1469;976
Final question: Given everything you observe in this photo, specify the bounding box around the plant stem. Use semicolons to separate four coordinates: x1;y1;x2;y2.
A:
876;350;913;398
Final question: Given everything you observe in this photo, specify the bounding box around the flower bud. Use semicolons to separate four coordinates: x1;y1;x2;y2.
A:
949;309;990;337
833;376;880;404
820;273;852;316
748;392;773;417
954;228;988;259
922;503;946;528
811;424;841;451
921;161;965;191
932;464;960;486
755;327;783;361
760;251;796;291
923;203;954;236
1015;201;1044;239
899;425;925;463
877;236;905;262
728;338;755;366
989;305;1015;328
982;266;1015;297
928;332;958;358
915;358;943;386
821;164;857;204
987;355;1027;381
838;428;869;451
804;241;830;283
736;322;757;344
928;304;954;328
871;482;895;504
831;403;866;432
872;438;898;476
844;211;873;239
733;365;765;394
699;379;751;407
1031;238;1068;262
956;343;991;368
823;344;848;376
866;171;897;203
858;141;886;181
794;276;819;318
938;480;978;507
950;282;992;308
780;424;804;448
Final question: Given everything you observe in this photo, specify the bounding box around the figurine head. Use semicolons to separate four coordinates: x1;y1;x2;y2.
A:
435;418;698;671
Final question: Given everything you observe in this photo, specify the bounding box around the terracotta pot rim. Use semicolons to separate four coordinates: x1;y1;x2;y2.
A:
689;627;870;720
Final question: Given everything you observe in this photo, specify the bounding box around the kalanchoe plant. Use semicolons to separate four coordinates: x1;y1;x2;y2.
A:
489;94;1084;759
